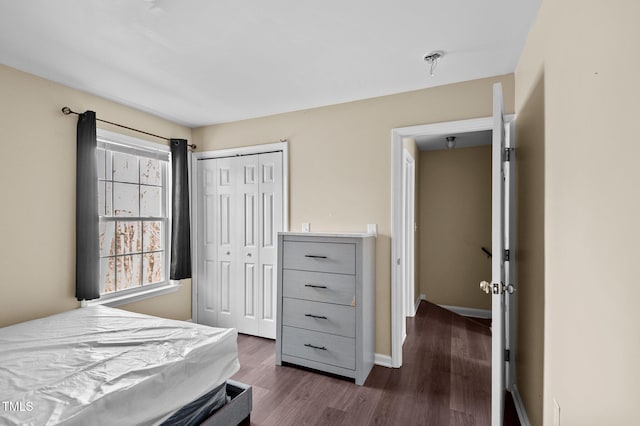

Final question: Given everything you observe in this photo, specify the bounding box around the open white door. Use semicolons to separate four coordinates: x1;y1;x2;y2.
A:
505;116;517;392
479;85;516;424
490;82;510;426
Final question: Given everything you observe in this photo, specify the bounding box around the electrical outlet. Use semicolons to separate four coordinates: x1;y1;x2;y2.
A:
302;223;310;232
367;224;377;235
553;399;560;426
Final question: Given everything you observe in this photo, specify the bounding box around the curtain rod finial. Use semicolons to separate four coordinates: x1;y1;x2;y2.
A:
61;107;72;115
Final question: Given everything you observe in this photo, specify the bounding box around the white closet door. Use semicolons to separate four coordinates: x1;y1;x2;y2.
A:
257;152;283;339
236;155;260;335
196;159;218;326
197;151;284;339
214;156;238;330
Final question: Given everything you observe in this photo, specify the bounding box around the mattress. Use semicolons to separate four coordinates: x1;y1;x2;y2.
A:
0;306;240;426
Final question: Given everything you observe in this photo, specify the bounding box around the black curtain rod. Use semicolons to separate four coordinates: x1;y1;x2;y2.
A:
196;149;283;161
61;107;196;149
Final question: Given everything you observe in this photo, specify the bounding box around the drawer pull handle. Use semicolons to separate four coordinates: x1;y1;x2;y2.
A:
304;343;327;350
304;254;328;259
304;284;327;289
305;314;328;319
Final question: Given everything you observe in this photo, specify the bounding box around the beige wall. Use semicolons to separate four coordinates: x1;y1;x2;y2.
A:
192;75;514;355
418;145;492;310
514;25;545;426
0;64;192;327
517;0;640;424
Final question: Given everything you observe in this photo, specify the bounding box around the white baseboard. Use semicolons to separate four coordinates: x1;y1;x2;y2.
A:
511;384;531;426
374;353;393;368
420;293;427;301
438;304;492;319
413;296;421;316
184;318;193;323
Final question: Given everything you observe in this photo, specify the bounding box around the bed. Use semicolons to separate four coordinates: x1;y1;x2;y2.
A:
0;306;251;426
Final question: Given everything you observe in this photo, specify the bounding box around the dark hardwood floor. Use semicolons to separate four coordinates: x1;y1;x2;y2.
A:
231;301;515;426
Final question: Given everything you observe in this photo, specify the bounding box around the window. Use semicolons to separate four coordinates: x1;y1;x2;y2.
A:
94;129;175;304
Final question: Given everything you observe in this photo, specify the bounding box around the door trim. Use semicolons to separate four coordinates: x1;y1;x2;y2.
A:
190;141;289;323
390;116;513;368
401;148;416;333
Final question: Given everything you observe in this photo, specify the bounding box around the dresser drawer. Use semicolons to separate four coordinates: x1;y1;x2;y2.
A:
282;241;355;274
282;298;355;338
282;269;355;306
281;326;355;370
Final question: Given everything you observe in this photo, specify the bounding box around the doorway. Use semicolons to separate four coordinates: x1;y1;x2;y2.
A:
391;117;506;367
391;113;518;424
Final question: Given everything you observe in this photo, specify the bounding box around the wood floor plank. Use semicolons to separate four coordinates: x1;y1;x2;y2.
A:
315;407;347;426
334;382;385;425
230;301;518;426
450;409;477;426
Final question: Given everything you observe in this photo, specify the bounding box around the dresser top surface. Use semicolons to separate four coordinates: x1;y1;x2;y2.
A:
279;231;376;239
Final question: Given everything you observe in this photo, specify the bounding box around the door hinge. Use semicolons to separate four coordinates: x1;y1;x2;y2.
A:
505;349;511;362
503;147;514;162
504;249;510;262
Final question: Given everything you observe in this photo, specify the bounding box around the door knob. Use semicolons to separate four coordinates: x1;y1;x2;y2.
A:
479;280;491;294
226;251;230;255
247;253;252;257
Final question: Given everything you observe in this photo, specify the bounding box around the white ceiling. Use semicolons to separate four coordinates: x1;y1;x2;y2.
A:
416;130;491;151
0;0;540;128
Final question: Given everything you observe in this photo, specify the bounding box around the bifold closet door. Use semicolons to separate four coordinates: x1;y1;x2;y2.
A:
215;156;243;331
197;158;218;327
235;154;260;336
257;152;282;339
197;152;282;339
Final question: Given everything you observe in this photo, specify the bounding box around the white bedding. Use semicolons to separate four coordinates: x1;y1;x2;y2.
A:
0;306;239;426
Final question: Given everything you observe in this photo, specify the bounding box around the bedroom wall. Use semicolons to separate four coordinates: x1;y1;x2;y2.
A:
517;0;640;424
515;4;545;425
0;64;193;327
514;6;546;425
418;145;492;311
192;74;515;356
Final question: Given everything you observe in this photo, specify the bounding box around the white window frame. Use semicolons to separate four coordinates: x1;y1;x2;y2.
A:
83;129;180;308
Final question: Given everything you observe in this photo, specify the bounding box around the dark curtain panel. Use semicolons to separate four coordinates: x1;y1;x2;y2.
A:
170;139;192;280
76;111;100;300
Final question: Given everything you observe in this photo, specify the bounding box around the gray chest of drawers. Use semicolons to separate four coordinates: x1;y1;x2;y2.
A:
275;232;376;385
